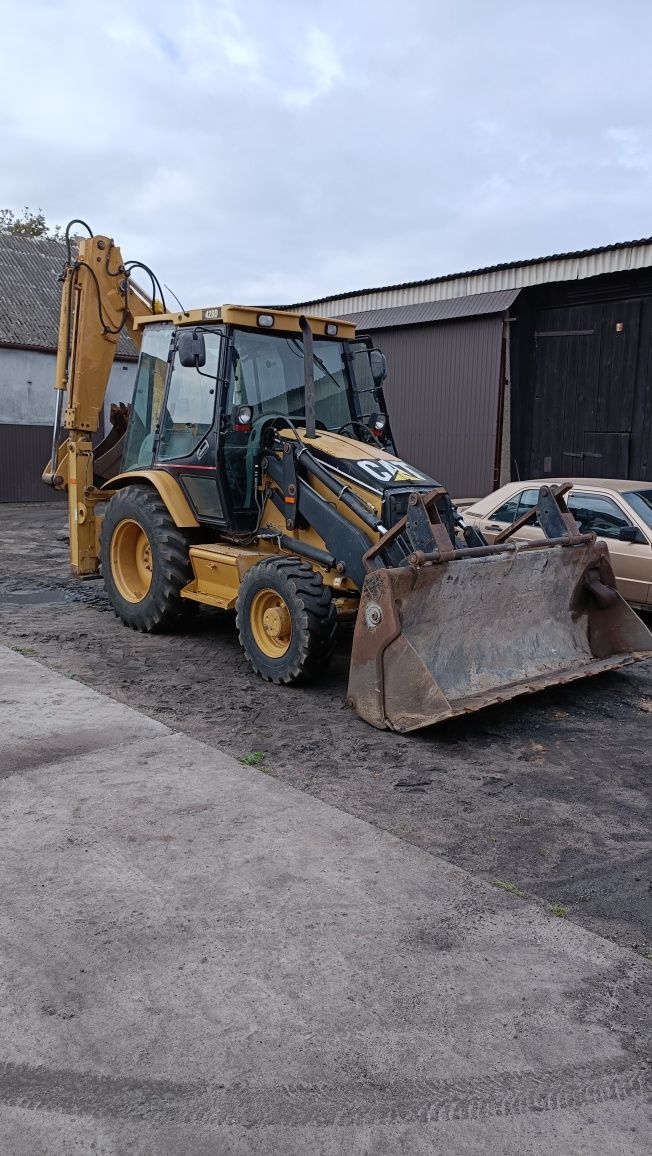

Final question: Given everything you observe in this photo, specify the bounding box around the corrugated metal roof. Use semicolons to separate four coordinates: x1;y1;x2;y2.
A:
285;237;652;316
342;288;519;330
0;233;136;358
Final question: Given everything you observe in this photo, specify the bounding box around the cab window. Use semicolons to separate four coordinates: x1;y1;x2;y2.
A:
158;332;222;462
223;329;355;517
567;493;631;539
229;328;353;430
122;324;172;470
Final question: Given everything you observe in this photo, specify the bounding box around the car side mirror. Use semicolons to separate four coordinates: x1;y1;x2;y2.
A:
369;349;387;386
178;329;206;368
619;524;644;543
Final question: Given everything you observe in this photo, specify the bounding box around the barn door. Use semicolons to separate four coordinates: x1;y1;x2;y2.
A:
562;431;630;478
528;300;640;479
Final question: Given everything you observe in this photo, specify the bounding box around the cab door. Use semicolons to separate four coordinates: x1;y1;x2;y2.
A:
122;323;173;471
156;329;226;523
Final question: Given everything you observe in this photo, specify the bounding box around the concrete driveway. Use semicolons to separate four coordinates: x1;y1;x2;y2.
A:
0;645;649;1154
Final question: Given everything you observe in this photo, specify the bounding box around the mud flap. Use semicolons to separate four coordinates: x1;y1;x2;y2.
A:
347;542;652;731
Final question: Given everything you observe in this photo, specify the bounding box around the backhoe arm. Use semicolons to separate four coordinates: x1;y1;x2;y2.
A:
43;231;156;575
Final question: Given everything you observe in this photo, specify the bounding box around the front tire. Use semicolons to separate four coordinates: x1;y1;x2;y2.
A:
236;557;336;684
100;485;194;632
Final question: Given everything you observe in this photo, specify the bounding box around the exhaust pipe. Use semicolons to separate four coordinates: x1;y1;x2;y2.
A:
299;314;316;440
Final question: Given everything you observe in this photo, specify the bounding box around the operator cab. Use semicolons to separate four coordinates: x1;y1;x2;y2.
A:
122;306;392;532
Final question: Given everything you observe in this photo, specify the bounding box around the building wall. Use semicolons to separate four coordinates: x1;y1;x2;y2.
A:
363;270;652;500
0;347;137;428
511;273;652;482
0;346;137;501
371;317;505;499
0;424;63;502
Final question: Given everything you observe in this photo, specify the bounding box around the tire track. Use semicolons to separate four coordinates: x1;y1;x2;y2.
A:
0;1057;649;1128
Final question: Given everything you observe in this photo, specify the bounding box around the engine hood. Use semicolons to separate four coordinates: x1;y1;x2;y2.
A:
280;428;440;496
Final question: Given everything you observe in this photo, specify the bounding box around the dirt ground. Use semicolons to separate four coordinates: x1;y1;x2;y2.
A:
2;502;651;961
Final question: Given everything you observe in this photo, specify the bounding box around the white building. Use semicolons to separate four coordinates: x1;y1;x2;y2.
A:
0;233;137;501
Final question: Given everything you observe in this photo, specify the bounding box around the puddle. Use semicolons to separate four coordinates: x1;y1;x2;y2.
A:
0;588;69;606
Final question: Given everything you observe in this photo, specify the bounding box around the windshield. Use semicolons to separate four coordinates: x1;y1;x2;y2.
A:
624;489;652;531
229;328;355;430
122;323;171;470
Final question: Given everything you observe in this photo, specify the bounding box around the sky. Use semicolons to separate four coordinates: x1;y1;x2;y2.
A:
1;0;651;308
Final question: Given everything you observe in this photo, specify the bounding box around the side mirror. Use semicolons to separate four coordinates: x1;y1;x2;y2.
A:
619;524;645;543
368;349;387;386
178;329;206;368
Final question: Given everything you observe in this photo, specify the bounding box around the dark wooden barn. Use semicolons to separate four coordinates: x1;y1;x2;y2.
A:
511;269;652;485
289;239;652;499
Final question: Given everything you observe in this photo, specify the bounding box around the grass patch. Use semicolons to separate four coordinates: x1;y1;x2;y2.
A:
10;645;36;656
239;751;266;767
550;902;567;918
492;880;524;897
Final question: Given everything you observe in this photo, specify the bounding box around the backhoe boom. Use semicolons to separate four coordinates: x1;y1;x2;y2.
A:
43;234;155;574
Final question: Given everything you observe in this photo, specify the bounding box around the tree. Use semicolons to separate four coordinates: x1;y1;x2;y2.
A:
0;207;62;240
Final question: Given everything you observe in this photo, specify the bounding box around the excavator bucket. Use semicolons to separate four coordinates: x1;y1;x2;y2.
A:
348;491;652;732
93;403;129;484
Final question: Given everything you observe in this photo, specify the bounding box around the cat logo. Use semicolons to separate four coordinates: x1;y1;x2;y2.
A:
358;459;427;485
393;467;424;482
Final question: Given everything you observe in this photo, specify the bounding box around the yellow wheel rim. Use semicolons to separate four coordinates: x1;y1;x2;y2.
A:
110;518;153;603
250;588;292;659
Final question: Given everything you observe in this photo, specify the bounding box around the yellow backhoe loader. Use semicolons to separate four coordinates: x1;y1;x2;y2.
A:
43;222;652;730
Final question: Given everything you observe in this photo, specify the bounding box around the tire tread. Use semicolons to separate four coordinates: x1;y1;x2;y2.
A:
100;485;195;632
236;556;336;685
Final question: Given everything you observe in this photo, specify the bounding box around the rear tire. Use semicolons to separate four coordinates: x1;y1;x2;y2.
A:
100;485;195;632
236;557;337;684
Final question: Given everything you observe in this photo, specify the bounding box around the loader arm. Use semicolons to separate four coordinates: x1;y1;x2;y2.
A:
43;230;157;575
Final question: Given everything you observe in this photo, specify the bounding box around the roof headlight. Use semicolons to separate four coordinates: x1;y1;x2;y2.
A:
257;313;274;327
325;322;338;336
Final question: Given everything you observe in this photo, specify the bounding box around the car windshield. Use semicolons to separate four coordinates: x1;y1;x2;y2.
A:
230;328;355;430
624;489;652;531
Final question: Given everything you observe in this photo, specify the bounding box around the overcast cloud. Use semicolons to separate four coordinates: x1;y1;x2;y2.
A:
1;0;651;307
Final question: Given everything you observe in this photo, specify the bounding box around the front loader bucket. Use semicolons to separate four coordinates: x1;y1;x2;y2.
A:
348;540;652;731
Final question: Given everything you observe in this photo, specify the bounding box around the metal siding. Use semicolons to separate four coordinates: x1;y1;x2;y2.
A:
0;424;65;502
374;318;504;499
287;241;652;316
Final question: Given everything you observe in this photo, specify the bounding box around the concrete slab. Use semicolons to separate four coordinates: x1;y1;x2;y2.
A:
0;646;169;776
0;645;649;1153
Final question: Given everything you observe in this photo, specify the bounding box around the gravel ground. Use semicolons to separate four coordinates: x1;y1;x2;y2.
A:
2;502;651;959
